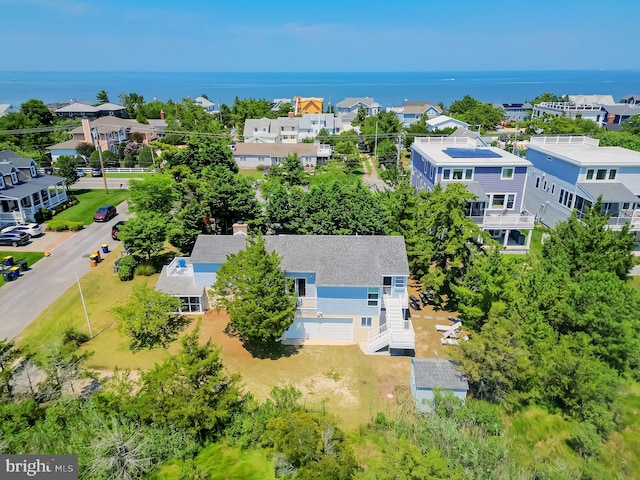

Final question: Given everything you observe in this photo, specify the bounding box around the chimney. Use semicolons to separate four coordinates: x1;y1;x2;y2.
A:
232;222;248;236
81;116;93;145
288;111;294;119
160;109;165;120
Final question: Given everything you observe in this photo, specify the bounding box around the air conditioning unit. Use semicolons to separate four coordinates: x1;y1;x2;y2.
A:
317;312;323;318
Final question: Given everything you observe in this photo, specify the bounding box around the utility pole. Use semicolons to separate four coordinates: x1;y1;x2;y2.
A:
374;120;379;162
396;132;402;170
97;145;109;194
76;272;93;339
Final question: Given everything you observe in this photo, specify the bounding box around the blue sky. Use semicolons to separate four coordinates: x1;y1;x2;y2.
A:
2;0;639;72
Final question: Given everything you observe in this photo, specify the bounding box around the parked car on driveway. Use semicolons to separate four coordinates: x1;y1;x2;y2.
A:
1;223;43;238
111;220;126;240
0;232;30;247
91;168;103;177
76;168;87;177
93;205;116;222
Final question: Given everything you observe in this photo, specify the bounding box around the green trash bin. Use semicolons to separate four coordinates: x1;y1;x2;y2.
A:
1;270;12;282
16;259;28;272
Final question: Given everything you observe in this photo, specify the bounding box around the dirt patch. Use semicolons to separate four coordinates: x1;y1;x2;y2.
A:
295;374;359;408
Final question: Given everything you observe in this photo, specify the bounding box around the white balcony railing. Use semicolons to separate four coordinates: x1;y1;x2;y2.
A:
468;211;535;228
297;297;317;310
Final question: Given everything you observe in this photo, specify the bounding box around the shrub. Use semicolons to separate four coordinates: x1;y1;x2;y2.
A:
46;220;84;231
118;255;138;281
61;327;90;347
135;264;156;276
567;422;603;458
35;208;52;223
256;164;266;171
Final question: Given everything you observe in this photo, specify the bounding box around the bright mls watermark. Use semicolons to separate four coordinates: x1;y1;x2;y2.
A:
1;455;77;479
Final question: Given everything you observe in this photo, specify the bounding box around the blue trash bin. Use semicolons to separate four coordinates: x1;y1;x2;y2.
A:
101;244;109;254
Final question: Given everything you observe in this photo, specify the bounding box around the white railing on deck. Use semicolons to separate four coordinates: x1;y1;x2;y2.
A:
297;297;318;310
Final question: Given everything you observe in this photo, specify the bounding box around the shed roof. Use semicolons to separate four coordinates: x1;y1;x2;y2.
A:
412;358;469;390
155;265;207;296
190;235;410;286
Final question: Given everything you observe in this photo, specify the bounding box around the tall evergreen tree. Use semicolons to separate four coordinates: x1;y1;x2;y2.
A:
211;234;297;344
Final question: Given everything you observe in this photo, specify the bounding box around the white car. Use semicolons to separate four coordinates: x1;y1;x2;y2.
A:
1;223;43;238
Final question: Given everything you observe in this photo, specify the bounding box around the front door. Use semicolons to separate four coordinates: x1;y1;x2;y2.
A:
296;278;306;297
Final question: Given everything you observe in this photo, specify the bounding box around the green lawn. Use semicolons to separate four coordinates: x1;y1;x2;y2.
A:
153;444;275;480
528;224;549;260
238;168;265;180
0;251;45;288
54;189;130;225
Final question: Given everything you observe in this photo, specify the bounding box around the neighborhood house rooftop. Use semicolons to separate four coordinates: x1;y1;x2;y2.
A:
529;136;640;166
443;148;502;159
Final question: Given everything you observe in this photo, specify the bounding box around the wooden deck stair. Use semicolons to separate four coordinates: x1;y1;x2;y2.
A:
367;295;415;353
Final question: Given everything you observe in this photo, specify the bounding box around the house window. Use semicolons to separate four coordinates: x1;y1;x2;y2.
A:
551;184;555;194
429;164;435;178
543;180;547;190
383;276;392;295
30;166;37;177
452;169;463;179
465;169;473;180
586;169;594;180
361;317;373;327
423;161;429;174
559;189;565;204
501;167;514;179
442;169;451;180
506;194;515;209
394;277;406;288
491;194;505;209
0;177;4;188
596;169;607;180
10;172;18;184
535;177;540;189
180;296;201;313
609;169;617;179
367;288;379;307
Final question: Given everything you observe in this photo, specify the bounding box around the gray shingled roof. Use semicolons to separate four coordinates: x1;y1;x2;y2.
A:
155;265;207;296
55;102;100;113
412;358;469;390
0;174;65;199
336;97;379;108
577;182;640;203
233;143;317;157
0;150;20;162
190;235;409;286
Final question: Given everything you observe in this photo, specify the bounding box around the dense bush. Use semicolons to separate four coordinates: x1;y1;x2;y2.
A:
567;422;603;458
46;220;84;231
61;326;90;347
134;264;155;276
118;255;138;281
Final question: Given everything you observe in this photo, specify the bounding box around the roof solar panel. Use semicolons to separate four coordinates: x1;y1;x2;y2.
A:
443;148;502;158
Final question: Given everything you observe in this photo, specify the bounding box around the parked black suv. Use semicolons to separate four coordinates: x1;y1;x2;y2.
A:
111;220;126;240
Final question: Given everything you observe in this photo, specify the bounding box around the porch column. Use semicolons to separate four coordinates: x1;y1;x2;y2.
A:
17;201;26;223
503;229;510;248
526;230;532;249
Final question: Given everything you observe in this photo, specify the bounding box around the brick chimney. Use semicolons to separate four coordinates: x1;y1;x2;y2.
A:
81;116;93;145
288;111;294;119
160;109;165;120
232;222;248;236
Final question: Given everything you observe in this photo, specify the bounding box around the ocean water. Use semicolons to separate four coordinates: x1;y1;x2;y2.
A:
0;70;639;109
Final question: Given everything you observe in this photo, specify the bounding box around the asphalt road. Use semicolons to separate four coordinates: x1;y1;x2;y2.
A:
0;201;131;342
75;177;140;190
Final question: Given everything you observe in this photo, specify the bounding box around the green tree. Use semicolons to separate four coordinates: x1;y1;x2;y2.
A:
75;142;96;161
276;102;294;117
268;153;307;185
462;103;505;130
407;183;490;305
448;95;480;116
20;99;53;126
166;201;209;254
170;136;237;173
621;114;640;135
0;340;20;400
118;92;145;118
116;284;190;352
128;174;176;215
55;155;80;191
361;110;402;152
375;139;398;169
266;411;357;480
133;326;243;437
352;106;367;126
211;234;297;344
198;165;261;234
95;90;110;104
529;92;569;104
118;212;168;259
542;200;635;281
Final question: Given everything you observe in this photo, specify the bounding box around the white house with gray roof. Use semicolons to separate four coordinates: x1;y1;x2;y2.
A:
233;143;322;168
156;234;415;354
0;150;67;226
523;136;640;239
336;97;381;118
0;104;17;117
410;358;469;412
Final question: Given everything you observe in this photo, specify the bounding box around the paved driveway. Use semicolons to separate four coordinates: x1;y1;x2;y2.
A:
0;202;131;342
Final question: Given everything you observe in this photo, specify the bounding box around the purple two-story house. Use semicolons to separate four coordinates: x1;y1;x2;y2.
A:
410;137;535;251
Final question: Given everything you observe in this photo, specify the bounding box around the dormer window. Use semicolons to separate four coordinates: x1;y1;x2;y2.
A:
0;177;4;189
30;165;37;177
10;172;18;184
